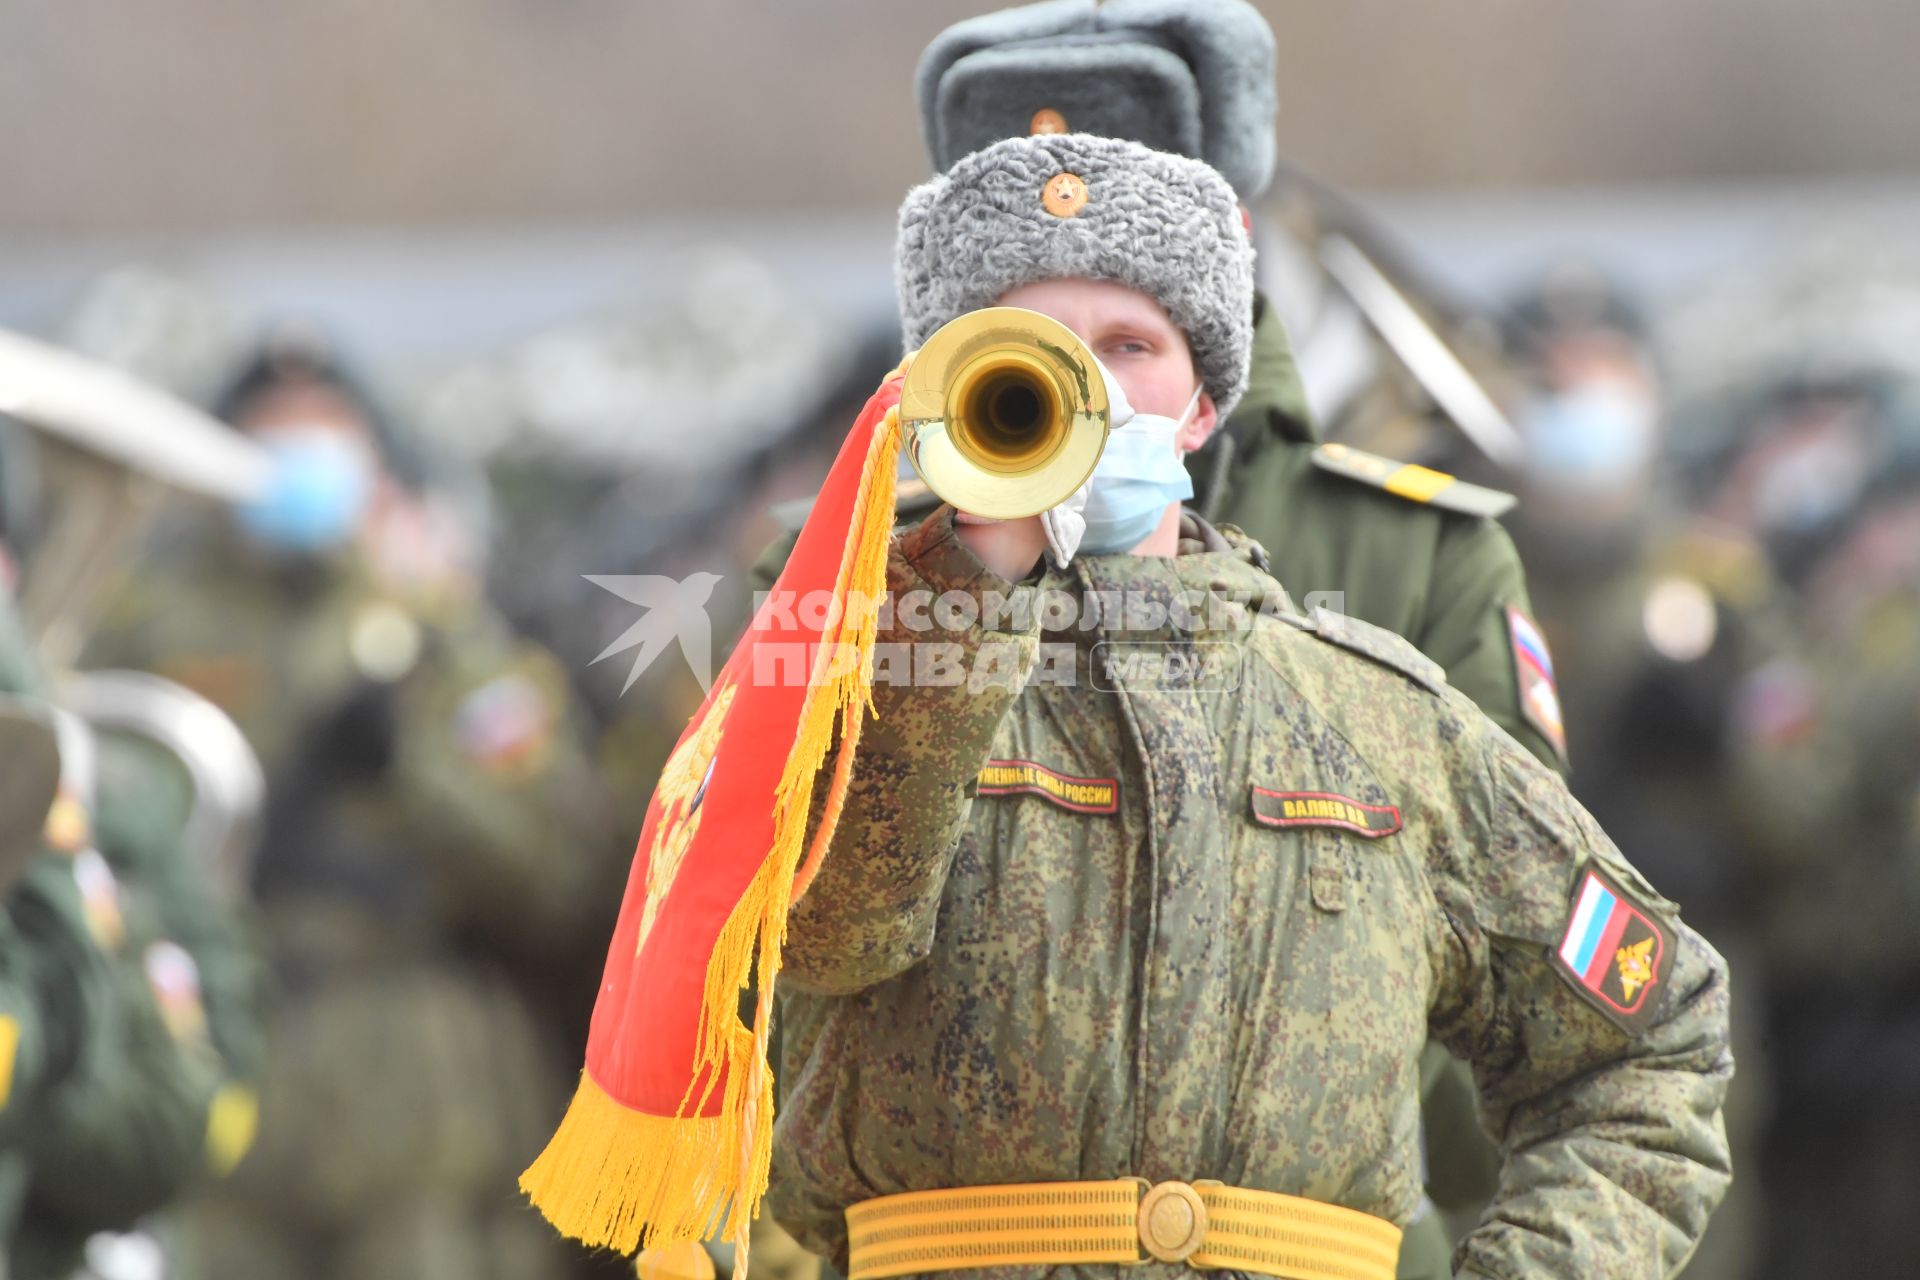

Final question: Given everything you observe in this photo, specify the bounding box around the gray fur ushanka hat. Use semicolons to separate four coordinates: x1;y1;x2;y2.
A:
916;0;1278;200
895;132;1256;419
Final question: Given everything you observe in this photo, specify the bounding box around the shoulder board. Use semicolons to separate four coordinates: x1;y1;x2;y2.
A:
1287;606;1448;695
1310;442;1515;519
769;476;944;535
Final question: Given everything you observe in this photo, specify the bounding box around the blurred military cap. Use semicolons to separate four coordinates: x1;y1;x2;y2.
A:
1503;261;1651;355
916;0;1278;199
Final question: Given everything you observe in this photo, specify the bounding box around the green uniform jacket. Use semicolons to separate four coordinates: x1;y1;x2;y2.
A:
0;586;265;1276
769;511;1732;1280
1191;298;1564;775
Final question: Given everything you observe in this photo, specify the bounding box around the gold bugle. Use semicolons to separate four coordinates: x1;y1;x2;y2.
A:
898;307;1110;520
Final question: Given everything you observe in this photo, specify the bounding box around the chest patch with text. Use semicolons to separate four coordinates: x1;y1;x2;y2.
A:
976;759;1118;814
1250;787;1402;838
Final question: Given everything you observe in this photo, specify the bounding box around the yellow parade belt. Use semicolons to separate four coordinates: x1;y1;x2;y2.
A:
845;1179;1402;1280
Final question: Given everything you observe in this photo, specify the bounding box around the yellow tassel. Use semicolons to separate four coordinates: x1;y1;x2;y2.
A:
525;399;904;1271
519;1071;736;1254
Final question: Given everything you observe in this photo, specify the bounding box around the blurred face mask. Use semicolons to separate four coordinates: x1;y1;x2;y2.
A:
238;427;374;553
1751;429;1870;538
1524;381;1659;498
1075;361;1202;556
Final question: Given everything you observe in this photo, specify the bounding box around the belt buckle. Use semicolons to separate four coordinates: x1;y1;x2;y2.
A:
1134;1179;1210;1266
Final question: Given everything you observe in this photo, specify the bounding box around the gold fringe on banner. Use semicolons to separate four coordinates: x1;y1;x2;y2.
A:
521;394;905;1275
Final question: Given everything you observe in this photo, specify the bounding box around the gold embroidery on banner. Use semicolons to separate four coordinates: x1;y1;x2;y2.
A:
635;680;737;958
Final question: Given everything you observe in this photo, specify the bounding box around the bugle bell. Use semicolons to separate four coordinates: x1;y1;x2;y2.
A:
898;307;1110;520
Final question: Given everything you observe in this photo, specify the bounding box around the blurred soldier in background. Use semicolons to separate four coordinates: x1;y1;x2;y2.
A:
1500;266;1750;903
81;329;624;1280
1640;242;1920;1275
0;333;267;1280
1711;376;1920;1279
1498;267;1778;1279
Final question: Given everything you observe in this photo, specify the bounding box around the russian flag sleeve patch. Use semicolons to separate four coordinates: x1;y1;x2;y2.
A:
1508;605;1568;766
1551;863;1672;1034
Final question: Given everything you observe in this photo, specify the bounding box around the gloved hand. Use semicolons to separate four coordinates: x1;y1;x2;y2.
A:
1039;483;1090;569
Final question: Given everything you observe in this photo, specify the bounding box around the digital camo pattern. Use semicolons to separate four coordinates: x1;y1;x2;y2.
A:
770;508;1732;1280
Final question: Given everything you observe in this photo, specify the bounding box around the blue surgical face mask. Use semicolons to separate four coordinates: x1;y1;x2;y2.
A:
1078;364;1203;556
238;427;374;553
1524;382;1659;498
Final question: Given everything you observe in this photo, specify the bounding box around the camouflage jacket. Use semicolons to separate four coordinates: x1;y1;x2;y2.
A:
770;510;1732;1280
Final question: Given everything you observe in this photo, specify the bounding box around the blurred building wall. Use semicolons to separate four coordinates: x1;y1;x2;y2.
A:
2;0;1918;234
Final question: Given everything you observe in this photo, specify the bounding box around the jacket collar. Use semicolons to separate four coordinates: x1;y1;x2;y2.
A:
1041;510;1288;645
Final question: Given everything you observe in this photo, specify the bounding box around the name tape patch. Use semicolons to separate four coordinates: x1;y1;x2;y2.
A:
977;759;1118;814
1552;863;1671;1033
1250;787;1402;838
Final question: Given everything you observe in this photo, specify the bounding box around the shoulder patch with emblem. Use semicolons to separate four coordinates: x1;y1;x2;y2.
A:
71;848;125;949
1293;606;1447;694
144;940;209;1046
1309;442;1516;519
1250;786;1401;838
454;671;556;777
1552;862;1672;1033
1507;605;1568;764
976;759;1117;815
